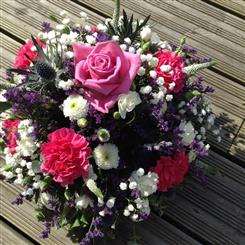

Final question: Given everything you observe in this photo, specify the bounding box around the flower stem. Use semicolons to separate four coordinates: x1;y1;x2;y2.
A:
112;0;120;30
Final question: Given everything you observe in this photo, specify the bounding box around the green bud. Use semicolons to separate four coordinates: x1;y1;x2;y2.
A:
97;128;110;142
180;36;186;45
113;111;121;120
142;41;151;52
77;118;88;128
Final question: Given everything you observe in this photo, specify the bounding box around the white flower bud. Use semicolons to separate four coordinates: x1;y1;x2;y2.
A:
119;182;128;191
140;26;152;41
123;209;130;216
128;204;135;212
137;67;146;76
120;44;127;51
106;197;116;208
140;86;152;94
149;70;157;79
129;181;137;190
166;94;173;101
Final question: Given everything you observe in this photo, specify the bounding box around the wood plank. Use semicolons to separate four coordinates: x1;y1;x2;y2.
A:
79;0;245;84
229;120;245;164
206;0;245;17
0;181;74;245
163;151;245;245
0;220;34;245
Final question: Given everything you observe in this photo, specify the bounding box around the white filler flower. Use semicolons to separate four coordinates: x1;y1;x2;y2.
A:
94;143;119;170
179;121;196;146
63;95;89;121
118;91;142;119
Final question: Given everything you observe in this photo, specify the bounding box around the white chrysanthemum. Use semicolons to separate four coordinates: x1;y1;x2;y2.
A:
94;143;119;170
118;91;142;119
63;95;89;121
130;171;159;197
58;79;74;91
179;121;196;146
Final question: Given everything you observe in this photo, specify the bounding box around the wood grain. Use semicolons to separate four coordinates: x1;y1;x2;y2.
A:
0;220;34;245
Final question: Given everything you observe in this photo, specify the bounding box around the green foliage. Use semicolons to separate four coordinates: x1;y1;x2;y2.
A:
0;102;11;113
40;175;52;190
107;10;150;43
31;35;49;61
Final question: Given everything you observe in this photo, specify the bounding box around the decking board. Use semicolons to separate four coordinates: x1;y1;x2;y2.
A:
0;219;34;245
205;0;245;18
230;120;245;165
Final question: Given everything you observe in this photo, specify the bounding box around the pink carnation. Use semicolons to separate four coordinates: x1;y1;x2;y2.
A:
73;41;141;113
3;119;20;155
150;151;189;192
41;128;92;186
154;50;186;93
14;39;45;70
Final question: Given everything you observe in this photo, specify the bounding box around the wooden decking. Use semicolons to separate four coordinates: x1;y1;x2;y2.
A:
0;0;245;244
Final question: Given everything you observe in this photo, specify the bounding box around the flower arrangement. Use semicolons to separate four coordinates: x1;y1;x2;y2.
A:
0;1;220;244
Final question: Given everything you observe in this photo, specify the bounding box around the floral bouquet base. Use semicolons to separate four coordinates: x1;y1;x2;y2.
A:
0;1;219;244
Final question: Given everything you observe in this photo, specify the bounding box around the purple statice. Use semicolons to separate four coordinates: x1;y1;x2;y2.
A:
92;217;102;227
182;45;197;54
40;222;51;239
192;140;209;157
64;59;75;77
96;32;110;42
41;21;52;32
88;105;102;124
152;102;169;132
188;76;214;94
11;194;23;205
131;189;141;199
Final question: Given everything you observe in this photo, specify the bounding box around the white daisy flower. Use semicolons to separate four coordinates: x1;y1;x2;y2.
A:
63;95;89;121
94;143;119;170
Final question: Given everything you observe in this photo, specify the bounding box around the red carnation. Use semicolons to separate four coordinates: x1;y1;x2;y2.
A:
41;128;92;186
150;151;189;192
154;50;186;93
3;119;20;155
14;39;45;70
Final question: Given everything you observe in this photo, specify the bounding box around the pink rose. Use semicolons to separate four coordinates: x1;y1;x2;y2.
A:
150;151;189;192
154;50;186;93
41;128;92;186
73;41;141;113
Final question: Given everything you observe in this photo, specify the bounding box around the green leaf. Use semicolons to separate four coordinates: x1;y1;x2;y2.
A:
31;35;49;61
0;164;13;172
32;160;41;173
40;175;52;190
22;176;33;186
71;217;81;228
80;214;88;227
64;187;72;200
49;14;59;23
7;68;35;75
85;179;103;198
0;102;11;113
185;90;200;100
